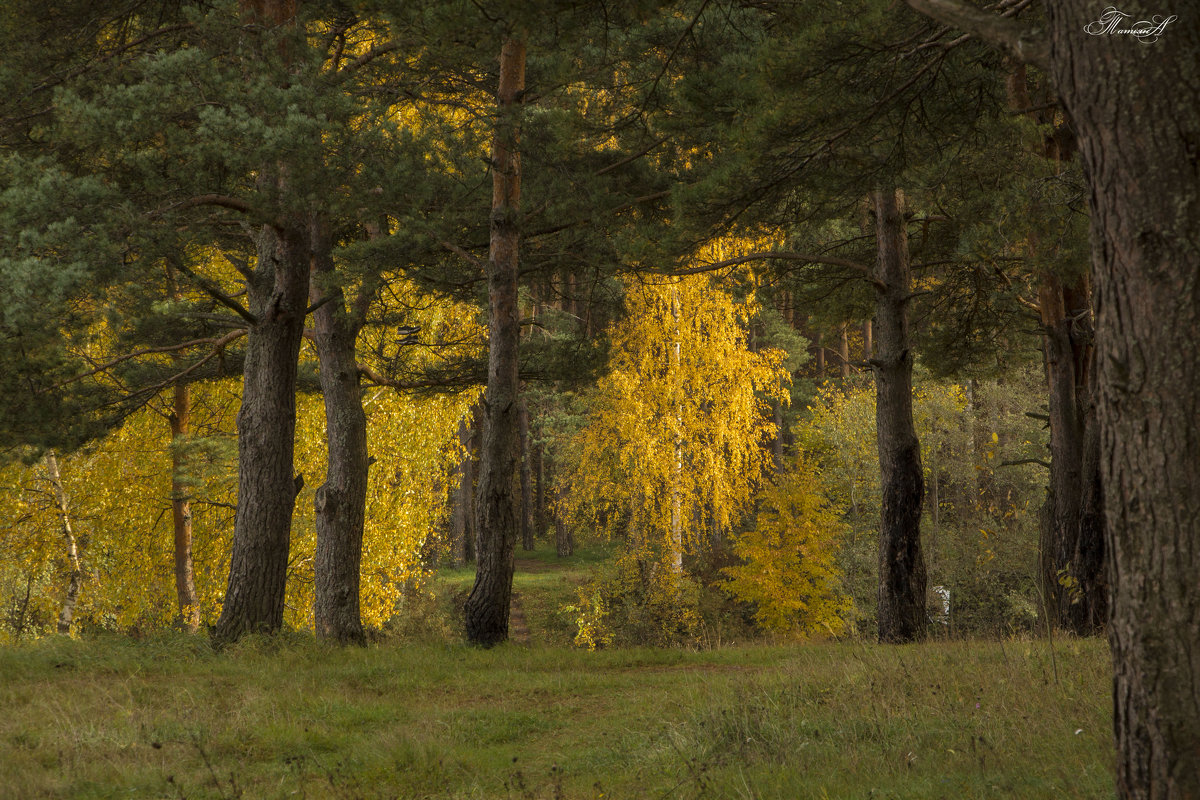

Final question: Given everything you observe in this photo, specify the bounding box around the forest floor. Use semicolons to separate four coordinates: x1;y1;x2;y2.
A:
0;549;1114;799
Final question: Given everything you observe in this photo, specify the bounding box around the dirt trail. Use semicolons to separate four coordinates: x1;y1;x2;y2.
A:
508;594;531;644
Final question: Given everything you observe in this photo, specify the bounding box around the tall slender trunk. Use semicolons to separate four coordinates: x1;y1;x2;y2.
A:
534;435;545;540
838;322;851;378
1006;61;1106;634
464;35;526;646
815;331;826;381
309;220;368;645
669;287;684;573
871;188;926;644
45;452;82;635
169;383;200;633
452;414;474;566
518;397;533;551
770;400;785;472
1037;272;1105;632
862;319;873;360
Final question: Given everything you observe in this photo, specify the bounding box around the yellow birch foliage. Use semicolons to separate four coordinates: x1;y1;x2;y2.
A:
723;455;850;637
566;274;788;555
563;274;787;646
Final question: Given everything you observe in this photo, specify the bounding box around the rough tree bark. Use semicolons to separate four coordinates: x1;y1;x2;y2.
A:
464;35;526;646
213;220;310;644
213;0;307;645
908;0;1200;793
871;188;927;644
169;382;201;633
309;220;368;645
1044;5;1200;796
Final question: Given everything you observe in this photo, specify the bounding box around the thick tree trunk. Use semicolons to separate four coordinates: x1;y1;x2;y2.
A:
213;221;310;644
213;0;307;646
870;188;927;644
309;221;368;645
518;396;534;551
464;36;525;646
169;382;201;633
45;452;82;635
1042;4;1200;797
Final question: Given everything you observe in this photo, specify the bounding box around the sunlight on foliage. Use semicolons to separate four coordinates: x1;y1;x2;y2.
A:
723;455;850;637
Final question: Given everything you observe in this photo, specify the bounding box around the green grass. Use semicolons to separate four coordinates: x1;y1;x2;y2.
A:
0;633;1112;799
0;551;1114;798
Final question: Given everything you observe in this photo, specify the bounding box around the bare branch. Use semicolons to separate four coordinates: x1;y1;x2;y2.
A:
173;260;258;325
672;250;885;289
57;334;246;389
904;0;1049;70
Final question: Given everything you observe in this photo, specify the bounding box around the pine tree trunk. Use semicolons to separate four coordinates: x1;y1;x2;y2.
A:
309;221;367;646
1037;273;1084;623
870;188;927;644
213;221;310;644
464;35;525;646
45;452;82;635
169;382;200;633
213;0;307;646
1043;4;1200;796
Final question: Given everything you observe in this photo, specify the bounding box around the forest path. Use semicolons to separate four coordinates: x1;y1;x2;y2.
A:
507;594;531;644
508;555;555;645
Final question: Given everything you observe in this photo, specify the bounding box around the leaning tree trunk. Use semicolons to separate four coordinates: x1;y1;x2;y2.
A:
213;220;310;644
870;188;927;644
1042;4;1200;797
45;452;82;635
309;220;368;645
169;382;201;633
464;35;525;646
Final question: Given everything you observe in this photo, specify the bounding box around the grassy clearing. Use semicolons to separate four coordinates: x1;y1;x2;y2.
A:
1;548;1112;798
0;630;1111;799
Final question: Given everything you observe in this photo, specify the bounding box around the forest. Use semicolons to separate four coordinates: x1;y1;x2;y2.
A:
0;1;1196;798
